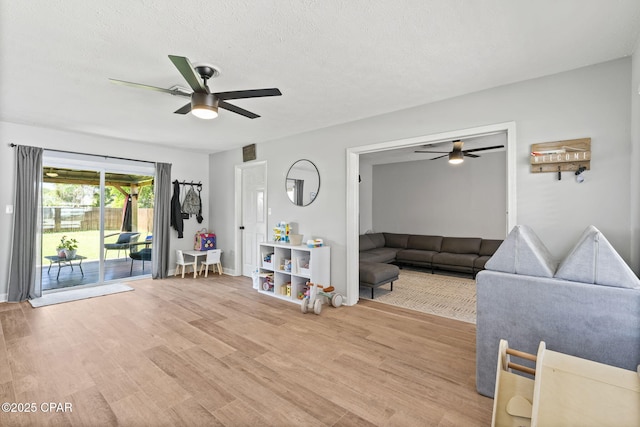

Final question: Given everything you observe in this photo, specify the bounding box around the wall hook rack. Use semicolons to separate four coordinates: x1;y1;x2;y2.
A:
530;138;591;174
173;180;202;189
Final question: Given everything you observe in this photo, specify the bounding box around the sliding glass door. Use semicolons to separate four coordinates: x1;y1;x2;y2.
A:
103;172;154;281
41;152;155;291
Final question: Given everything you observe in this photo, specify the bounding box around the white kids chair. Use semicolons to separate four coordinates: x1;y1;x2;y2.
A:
199;249;222;277
175;250;197;278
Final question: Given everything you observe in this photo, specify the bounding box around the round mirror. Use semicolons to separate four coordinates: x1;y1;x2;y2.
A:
286;159;320;206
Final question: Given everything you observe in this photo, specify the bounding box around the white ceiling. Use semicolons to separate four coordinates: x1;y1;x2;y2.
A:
1;1;639;154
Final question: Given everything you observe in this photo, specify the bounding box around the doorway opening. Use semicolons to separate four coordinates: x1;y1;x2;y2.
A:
345;122;517;306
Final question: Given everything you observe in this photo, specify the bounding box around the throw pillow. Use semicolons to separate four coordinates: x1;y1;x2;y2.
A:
555;225;640;289
484;225;557;277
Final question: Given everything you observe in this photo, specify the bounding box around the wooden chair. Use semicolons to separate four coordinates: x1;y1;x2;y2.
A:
175;250;197;278
199;249;222;277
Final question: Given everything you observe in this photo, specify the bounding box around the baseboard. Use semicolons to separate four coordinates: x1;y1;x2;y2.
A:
223;267;241;276
0;293;7;303
167;267;233;277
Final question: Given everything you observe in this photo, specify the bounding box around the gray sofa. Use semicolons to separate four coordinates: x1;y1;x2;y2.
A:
476;225;640;398
359;232;502;275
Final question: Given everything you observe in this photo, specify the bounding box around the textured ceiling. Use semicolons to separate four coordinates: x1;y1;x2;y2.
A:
1;1;639;154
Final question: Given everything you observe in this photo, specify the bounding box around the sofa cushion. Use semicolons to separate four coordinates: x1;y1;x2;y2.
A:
367;232;386;248
432;252;478;269
479;239;503;256
485;225;557;278
359;261;400;286
359;234;377;252
476;269;640;398
440;237;482;254
473;256;492;270
555;225;640;289
383;233;409;249
359;248;399;264
407;235;443;252
396;249;438;264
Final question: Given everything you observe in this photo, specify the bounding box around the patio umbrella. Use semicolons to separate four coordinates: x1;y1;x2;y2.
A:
121;195;132;232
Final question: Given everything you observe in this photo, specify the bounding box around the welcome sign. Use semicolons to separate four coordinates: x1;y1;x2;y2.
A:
530;138;591;173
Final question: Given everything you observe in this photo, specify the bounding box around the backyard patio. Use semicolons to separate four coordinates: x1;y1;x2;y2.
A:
41;256;151;291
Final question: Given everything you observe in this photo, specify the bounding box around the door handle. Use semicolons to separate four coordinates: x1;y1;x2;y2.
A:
239;226;245;230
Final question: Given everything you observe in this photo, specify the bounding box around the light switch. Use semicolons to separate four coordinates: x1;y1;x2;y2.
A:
6;205;14;214
268;207;272;215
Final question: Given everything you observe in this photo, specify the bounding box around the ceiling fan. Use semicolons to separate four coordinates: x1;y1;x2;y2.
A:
414;140;504;164
109;55;282;119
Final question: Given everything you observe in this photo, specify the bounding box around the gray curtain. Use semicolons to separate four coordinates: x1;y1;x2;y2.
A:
295;179;304;206
152;162;171;279
8;146;43;302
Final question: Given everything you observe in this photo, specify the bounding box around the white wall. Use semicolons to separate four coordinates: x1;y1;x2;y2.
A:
209;148;243;274
209;57;637;300
631;36;640;273
0;122;210;300
371;152;506;238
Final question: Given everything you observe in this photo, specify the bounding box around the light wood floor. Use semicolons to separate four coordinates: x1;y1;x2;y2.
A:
0;274;492;426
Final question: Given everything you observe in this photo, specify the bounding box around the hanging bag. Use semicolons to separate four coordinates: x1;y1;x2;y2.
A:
194;228;216;251
182;186;201;216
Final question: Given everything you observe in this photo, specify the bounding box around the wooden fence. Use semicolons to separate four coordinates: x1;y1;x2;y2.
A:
43;207;153;234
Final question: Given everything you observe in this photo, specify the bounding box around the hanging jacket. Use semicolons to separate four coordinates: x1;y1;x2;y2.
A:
170;181;184;238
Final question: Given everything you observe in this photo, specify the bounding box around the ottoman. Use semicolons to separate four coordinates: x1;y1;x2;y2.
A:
359;261;400;299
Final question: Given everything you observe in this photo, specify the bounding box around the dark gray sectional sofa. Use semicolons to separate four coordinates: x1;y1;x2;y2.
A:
360;232;503;276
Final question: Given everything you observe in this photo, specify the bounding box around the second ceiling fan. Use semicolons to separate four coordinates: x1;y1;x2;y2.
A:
414;140;504;164
109;55;282;119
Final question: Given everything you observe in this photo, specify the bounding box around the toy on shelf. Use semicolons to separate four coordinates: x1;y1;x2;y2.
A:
297;283;309;300
262;253;274;269
273;222;291;242
295;255;310;275
306;238;324;248
300;282;343;315
260;273;274;292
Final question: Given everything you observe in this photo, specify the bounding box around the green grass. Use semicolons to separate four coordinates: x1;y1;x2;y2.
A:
43;230;134;262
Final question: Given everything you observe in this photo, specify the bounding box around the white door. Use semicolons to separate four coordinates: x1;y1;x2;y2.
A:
240;162;267;276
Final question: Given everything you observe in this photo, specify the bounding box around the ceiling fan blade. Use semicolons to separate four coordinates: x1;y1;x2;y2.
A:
414;150;449;154
174;103;192;115
429;154;448;160
219;100;260;119
463;144;505;153
168;55;208;94
463;152;480;158
215;88;282;100
109;79;191;97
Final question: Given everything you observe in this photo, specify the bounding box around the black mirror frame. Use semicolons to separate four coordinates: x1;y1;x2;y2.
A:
285;159;320;206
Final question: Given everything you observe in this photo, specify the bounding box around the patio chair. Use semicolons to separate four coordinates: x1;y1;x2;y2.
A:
129;246;152;274
199;249;222;277
104;232;140;259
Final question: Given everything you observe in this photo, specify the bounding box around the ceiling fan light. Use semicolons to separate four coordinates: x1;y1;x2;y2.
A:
448;151;464;164
191;92;219;119
191;105;218;119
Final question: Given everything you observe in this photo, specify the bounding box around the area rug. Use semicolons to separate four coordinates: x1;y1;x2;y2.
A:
29;283;134;307
359;269;477;324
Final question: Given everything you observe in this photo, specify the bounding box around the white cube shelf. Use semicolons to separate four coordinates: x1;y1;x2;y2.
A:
258;241;330;304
